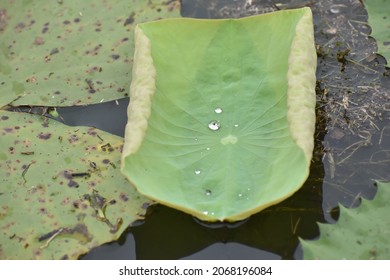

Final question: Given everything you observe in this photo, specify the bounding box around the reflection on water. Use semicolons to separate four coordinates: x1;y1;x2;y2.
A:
79;0;389;260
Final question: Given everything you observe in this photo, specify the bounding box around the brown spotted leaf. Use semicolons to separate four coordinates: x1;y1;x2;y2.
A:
0;111;152;259
0;0;180;107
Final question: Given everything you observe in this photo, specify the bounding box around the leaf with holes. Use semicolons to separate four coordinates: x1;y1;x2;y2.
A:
365;0;390;65
0;0;180;107
0;111;151;259
301;181;390;259
121;8;317;222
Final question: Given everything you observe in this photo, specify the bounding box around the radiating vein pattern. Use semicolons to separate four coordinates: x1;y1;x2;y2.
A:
121;8;316;221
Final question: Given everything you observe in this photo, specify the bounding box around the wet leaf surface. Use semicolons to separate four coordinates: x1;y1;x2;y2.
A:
122;8;317;221
0;0;180;107
0;111;151;259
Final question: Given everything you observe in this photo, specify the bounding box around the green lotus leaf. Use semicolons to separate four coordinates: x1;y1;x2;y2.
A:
365;0;390;65
0;0;180;107
0;111;151;259
121;8;317;222
301;181;390;259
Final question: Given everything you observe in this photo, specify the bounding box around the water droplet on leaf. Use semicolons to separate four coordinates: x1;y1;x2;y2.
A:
205;189;212;196
214;107;222;114
195;170;201;175
208;120;220;131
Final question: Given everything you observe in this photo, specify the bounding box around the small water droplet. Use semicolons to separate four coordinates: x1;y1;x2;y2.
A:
205;189;212;196
214;107;222;114
202;211;209;215
206;147;211;151
208;120;221;131
234;124;239;128
195;170;201;175
194;137;198;141
238;193;243;197
330;7;339;13
330;5;342;14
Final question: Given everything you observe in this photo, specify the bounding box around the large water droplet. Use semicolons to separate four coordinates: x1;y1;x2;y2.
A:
205;189;212;196
194;170;201;175
208;120;221;131
214;107;223;114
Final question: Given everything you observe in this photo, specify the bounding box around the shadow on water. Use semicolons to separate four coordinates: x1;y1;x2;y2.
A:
77;0;390;259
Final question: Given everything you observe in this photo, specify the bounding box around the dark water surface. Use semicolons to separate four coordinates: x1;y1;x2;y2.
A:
66;0;389;259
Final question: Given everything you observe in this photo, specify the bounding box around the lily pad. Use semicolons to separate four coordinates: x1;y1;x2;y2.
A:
364;0;390;65
121;8;317;221
0;111;151;259
301;181;390;259
0;0;180;107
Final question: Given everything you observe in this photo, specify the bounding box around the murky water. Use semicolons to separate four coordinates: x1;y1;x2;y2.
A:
61;0;390;259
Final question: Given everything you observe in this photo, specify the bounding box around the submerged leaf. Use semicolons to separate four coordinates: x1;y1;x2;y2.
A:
364;0;390;65
0;111;151;259
301;181;390;259
0;0;180;107
121;8;317;221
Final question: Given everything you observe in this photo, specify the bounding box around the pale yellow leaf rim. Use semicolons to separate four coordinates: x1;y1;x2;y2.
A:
121;8;317;221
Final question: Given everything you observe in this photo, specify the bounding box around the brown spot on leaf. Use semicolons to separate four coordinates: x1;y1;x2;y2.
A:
111;54;120;60
141;202;150;209
87;128;97;136
41;22;49;34
68;180;79;188
49;48;59;55
38;207;48;214
37;132;51;140
14;22;26;33
100;143;114;152
67;134;79;143
1;116;9;121
119;193;128;202
61;197;70;205
3;127;13;133
0;9;9;32
85;44;102;56
34;36;45;45
102;159;110;164
124;12;135;26
26;76;38;83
